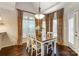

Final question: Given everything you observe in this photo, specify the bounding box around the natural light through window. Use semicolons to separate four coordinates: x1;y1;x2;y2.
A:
42;20;46;41
53;13;57;38
22;16;35;38
68;17;74;44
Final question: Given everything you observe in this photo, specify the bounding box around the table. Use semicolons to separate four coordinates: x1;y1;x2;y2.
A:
31;38;57;56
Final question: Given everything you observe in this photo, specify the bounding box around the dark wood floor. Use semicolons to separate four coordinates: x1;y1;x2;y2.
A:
0;43;78;56
56;45;78;56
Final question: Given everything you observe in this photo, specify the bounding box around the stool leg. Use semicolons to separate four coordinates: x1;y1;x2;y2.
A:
41;43;44;56
47;45;48;54
54;40;56;55
36;42;37;56
31;48;33;56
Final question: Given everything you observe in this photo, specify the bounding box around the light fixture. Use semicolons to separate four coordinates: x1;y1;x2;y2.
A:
0;17;4;25
35;2;45;19
0;17;2;21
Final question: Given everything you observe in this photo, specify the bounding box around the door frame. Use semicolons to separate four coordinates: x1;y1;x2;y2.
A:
67;9;79;50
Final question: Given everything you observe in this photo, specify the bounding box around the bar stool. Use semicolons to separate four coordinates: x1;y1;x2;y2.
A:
44;41;54;56
31;39;37;56
26;35;31;53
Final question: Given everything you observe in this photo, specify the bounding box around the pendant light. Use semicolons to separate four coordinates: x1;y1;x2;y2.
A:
0;17;2;21
35;2;45;20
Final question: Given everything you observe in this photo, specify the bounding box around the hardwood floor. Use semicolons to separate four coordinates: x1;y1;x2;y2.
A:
57;44;78;56
0;45;28;56
0;44;78;56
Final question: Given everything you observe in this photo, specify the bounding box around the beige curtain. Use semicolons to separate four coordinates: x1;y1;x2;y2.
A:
17;9;23;45
45;14;50;40
45;13;54;40
49;13;54;38
57;8;64;45
35;19;42;41
35;19;39;40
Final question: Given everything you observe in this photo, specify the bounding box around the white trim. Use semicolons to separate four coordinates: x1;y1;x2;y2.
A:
67;9;79;55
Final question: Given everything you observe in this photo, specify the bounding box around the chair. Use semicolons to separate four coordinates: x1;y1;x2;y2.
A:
31;38;37;56
26;35;31;53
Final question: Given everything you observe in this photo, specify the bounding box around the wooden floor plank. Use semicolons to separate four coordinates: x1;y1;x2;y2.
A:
0;44;78;56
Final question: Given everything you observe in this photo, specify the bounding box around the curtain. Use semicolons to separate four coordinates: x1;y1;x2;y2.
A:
35;19;42;41
57;8;64;45
39;19;42;41
35;19;39;40
45;13;54;40
49;13;54;38
17;9;23;45
45;14;50;40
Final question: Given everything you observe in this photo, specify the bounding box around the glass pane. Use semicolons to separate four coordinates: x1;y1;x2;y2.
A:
68;17;74;44
53;13;57;38
22;17;29;38
42;20;46;41
29;20;35;37
53;19;57;38
22;16;35;38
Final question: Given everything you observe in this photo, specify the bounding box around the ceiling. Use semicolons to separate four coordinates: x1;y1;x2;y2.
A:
31;2;58;13
0;2;16;11
16;2;65;14
0;2;69;14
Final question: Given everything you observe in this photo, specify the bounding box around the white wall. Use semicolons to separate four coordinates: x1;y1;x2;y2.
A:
0;8;17;48
63;2;79;55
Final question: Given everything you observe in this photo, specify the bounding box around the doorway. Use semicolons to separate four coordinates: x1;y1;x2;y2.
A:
68;10;79;50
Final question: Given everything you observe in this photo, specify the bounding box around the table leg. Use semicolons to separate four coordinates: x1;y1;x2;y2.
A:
41;43;44;56
54;40;56;55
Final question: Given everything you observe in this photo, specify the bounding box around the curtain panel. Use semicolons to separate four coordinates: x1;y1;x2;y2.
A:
35;19;42;41
35;19;39;40
49;13;54;38
17;9;23;45
57;8;64;45
45;14;50;40
45;12;54;40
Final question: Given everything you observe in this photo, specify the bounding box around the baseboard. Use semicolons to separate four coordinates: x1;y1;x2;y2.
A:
70;47;79;56
0;48;1;50
1;44;16;49
64;43;78;56
1;42;26;49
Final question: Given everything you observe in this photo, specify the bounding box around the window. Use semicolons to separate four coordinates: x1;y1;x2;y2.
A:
68;16;74;44
22;17;29;38
42;20;46;41
53;13;57;38
29;19;35;37
22;16;35;38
